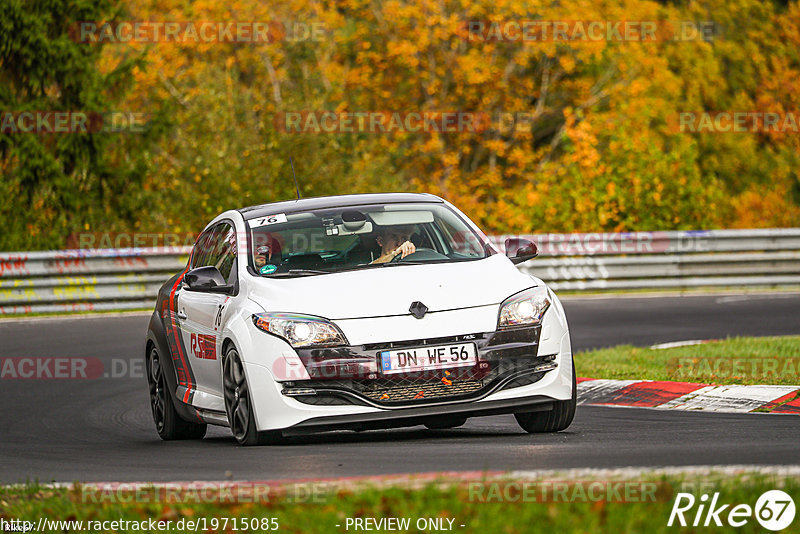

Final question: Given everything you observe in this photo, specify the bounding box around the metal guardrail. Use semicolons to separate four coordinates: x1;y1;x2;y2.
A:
0;248;190;314
1;229;799;315
489;228;800;291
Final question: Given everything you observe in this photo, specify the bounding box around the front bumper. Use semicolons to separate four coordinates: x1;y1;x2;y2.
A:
281;394;557;436
283;325;553;408
243;307;573;432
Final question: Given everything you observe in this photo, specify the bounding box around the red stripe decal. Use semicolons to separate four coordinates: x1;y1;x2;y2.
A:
169;267;192;390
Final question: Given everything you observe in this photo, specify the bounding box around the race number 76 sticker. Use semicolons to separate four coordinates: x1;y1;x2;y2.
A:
251;213;287;228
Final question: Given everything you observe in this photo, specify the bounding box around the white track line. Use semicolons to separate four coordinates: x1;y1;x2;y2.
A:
14;465;800;490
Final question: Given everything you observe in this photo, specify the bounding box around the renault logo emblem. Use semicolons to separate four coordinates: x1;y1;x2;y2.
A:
409;301;428;319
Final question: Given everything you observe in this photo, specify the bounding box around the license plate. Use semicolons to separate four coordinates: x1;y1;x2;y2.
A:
380;343;477;375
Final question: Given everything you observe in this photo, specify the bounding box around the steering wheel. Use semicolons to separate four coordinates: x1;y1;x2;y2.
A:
389;247;435;263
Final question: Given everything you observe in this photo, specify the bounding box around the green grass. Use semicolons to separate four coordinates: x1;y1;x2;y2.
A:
1;473;797;533
574;335;800;385
0;308;151;321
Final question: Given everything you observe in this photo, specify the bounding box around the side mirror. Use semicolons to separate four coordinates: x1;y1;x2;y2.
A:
504;238;538;265
184;266;233;293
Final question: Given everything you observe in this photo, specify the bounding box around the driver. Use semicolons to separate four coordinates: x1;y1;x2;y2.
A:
370;225;416;264
254;241;279;268
254;245;269;268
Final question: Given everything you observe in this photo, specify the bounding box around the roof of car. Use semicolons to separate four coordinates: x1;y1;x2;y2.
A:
238;193;444;220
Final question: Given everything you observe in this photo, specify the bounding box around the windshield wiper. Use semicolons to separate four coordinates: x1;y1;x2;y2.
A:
268;269;331;277
379;261;428;266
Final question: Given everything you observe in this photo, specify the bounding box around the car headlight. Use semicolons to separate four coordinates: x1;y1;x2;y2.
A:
498;286;551;328
252;313;348;347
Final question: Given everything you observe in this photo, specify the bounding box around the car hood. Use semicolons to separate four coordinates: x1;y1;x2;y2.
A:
247;254;536;320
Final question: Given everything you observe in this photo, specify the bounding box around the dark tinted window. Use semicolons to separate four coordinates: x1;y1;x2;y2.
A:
211;224;237;282
190;229;215;269
190;222;237;283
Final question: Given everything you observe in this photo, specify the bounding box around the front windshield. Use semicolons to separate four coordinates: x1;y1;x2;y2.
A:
247;203;492;276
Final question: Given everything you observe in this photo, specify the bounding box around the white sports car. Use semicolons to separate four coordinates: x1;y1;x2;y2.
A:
145;193;575;445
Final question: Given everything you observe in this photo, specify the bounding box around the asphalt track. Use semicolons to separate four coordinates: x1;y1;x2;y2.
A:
1;293;798;483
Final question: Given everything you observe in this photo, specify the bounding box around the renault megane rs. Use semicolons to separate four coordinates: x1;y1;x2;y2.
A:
145;193;575;445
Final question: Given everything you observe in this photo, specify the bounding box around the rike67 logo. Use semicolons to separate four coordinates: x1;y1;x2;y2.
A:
668;490;796;530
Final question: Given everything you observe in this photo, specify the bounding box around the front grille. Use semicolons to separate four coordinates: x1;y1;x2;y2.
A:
361;379;484;403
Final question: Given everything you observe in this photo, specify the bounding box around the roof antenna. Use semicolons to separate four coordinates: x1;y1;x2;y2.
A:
290;157;301;200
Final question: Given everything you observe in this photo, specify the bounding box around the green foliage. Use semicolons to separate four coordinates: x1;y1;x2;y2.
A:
0;0;165;250
3;474;799;533
2;0;799;250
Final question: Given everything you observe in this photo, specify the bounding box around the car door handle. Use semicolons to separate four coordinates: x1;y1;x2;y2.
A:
176;311;188;321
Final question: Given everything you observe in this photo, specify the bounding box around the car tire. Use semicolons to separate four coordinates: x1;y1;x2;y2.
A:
424;415;467;429
147;346;207;440
223;345;281;446
515;356;577;433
